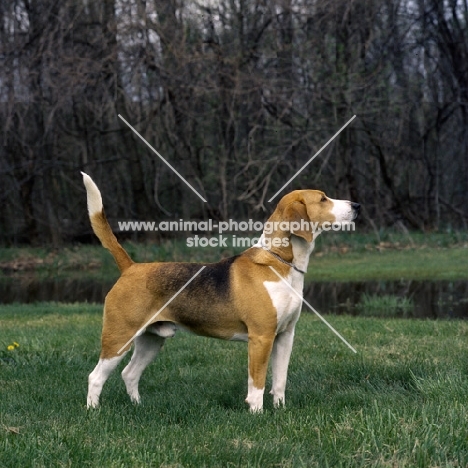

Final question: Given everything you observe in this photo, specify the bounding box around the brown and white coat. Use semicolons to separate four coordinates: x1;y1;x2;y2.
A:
82;173;360;412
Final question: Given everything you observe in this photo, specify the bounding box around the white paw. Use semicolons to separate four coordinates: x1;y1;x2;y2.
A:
128;390;141;404
87;396;99;409
245;386;264;413
249;405;263;414
270;389;286;408
273;395;285;408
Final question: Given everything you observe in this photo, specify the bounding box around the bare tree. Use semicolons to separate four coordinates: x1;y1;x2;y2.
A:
0;0;467;244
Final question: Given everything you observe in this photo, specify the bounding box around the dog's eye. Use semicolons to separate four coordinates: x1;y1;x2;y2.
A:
320;195;327;202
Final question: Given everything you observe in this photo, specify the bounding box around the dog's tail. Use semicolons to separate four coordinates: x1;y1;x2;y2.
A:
81;172;133;273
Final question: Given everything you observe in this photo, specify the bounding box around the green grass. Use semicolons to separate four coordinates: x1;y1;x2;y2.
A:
2;303;468;466
1;230;468;282
307;245;468;281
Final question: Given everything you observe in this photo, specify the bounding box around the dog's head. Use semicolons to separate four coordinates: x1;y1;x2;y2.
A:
266;190;360;242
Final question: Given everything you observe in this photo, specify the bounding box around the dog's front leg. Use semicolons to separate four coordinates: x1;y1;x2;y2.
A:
270;326;296;408
246;333;275;413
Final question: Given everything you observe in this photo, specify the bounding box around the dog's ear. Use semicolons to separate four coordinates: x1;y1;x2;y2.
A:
283;201;313;242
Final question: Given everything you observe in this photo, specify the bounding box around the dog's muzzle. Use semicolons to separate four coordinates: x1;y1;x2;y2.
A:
351;202;361;219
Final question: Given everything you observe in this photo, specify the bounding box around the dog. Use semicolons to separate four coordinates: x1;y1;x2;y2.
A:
81;172;360;412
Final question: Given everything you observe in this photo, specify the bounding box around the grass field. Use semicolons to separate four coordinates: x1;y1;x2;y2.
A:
1;230;468;282
2;303;468;467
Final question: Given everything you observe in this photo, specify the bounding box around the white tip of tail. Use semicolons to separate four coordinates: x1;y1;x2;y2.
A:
81;172;103;216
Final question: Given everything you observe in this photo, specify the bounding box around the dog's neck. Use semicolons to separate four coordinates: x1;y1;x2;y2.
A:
289;234;318;273
254;230;321;274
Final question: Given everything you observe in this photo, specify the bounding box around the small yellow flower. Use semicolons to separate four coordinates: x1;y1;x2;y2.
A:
13;342;19;348
7;345;14;351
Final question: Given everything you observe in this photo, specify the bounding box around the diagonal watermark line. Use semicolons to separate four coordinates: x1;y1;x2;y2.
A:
118;114;207;203
117;266;206;354
268;115;357;202
268;266;357;353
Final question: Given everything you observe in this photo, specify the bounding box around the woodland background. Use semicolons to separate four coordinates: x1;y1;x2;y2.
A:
1;0;468;245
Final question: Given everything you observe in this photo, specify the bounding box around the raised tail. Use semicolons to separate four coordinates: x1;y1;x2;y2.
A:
81;172;133;273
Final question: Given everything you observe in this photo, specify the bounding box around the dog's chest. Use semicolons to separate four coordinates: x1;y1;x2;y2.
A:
263;271;304;333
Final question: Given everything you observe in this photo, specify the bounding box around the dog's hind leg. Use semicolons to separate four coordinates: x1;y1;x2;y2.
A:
121;333;165;404
87;352;128;408
87;307;135;408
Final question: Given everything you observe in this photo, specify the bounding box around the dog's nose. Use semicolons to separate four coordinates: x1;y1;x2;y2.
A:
352;202;361;212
